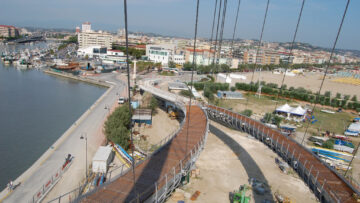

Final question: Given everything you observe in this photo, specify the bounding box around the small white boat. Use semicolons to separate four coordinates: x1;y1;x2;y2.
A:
321;109;335;114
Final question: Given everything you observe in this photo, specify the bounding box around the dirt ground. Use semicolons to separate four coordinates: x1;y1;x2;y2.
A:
135;108;180;151
227;71;360;99
167;122;317;203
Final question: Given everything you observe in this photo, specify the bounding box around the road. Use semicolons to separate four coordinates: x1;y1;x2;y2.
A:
0;72;126;203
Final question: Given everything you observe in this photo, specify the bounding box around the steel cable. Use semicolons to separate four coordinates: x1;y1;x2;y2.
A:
274;0;305;111
186;0;200;155
301;0;351;145
230;0;242;57
245;0;270;109
123;0;137;195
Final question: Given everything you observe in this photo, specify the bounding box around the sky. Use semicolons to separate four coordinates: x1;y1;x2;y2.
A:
0;0;359;50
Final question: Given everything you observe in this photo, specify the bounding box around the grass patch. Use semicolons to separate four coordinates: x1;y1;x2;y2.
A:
216;93;296;113
298;108;353;135
159;71;175;76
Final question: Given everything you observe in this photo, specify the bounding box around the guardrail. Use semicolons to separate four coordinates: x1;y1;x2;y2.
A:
127;106;209;203
30;158;74;203
47;101;188;203
207;105;360;203
47;79;204;203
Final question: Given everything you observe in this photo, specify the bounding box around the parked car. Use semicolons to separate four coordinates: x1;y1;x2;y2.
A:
118;97;125;104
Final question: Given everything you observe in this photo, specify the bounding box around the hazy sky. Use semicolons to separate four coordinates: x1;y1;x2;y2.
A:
0;0;359;50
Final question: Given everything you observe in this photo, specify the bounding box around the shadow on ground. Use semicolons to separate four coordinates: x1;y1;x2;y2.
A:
210;124;274;202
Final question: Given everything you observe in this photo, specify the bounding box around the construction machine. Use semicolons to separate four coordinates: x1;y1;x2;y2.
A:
229;184;251;203
167;106;179;119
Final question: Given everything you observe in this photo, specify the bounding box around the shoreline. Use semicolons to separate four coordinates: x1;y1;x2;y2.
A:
43;69;111;88
0;71;115;202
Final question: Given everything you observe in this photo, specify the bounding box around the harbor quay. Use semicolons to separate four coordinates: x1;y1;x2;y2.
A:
0;72;126;203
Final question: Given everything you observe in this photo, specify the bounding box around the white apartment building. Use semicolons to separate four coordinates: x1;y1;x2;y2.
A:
82;22;92;32
146;44;175;65
78;31;113;49
77;46;107;58
172;54;185;65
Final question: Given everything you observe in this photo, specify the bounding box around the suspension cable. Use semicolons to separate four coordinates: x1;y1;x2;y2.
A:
245;0;270;109
230;0;242;55
123;0;137;195
216;0;228;73
274;0;305;111
186;0;200;155
209;0;218;55
212;0;223;70
301;0;351;145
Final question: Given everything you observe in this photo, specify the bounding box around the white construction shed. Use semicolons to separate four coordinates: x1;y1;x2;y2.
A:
92;146;114;173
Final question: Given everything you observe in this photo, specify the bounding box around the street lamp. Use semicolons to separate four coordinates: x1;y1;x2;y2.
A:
80;133;88;179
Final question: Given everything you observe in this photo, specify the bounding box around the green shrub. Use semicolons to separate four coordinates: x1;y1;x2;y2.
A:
104;105;132;149
322;139;335;149
241;109;253;117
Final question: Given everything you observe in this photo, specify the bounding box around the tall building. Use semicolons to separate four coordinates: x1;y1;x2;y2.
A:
78;31;113;49
75;26;80;34
0;25;19;38
82;22;92;32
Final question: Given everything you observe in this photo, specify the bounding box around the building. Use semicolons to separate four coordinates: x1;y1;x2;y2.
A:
77;46;108;58
132;109;152;125
185;48;215;66
146;44;175;65
82;22;92;32
172;54;185;65
75;26;80;34
78;31;113;49
0;25;19;38
243;50;280;65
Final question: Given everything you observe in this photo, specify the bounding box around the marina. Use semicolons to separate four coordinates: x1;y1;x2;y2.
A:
0;43;107;190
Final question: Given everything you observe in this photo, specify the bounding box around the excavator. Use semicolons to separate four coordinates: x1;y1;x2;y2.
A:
229;185;251;203
167;106;179;120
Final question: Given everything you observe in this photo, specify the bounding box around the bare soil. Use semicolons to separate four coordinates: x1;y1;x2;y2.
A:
167;122;317;203
230;71;360;99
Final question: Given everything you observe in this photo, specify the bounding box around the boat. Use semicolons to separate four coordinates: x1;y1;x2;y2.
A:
311;146;353;162
321;109;336;114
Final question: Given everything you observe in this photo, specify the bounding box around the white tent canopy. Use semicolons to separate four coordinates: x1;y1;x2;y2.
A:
291;106;307;116
276;103;292;113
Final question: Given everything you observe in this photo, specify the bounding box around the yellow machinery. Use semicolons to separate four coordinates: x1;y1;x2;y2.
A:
167;106;179;119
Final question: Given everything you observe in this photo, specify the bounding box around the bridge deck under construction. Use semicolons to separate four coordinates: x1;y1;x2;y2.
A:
81;105;207;202
207;104;358;203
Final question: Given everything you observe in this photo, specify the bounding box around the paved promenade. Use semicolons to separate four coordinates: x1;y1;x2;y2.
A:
0;72;126;203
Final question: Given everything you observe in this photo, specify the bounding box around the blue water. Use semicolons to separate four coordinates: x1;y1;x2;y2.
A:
0;51;106;189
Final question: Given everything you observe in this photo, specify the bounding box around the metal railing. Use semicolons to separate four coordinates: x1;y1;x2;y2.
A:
31;158;74;203
47;96;191;203
206;105;359;203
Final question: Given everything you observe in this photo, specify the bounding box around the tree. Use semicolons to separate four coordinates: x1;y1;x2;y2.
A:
336;93;341;99
104;105;132;149
168;61;176;68
352;95;357;102
263;113;272;123
67;35;78;44
180;90;194;98
230;87;236;92
272;115;283;127
324;91;331;98
149;96;158;114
